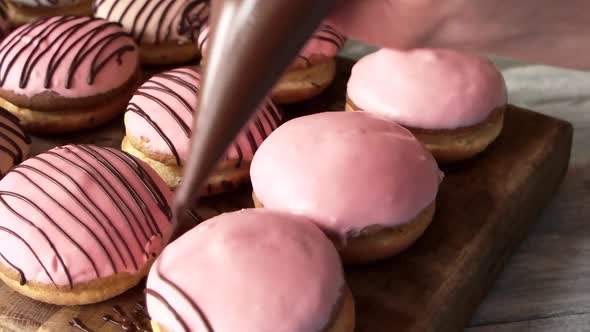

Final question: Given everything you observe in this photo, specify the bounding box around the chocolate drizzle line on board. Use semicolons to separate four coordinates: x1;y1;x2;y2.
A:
0;107;31;176
146;260;214;332
0;145;171;289
94;0;209;45
68;318;93;332
127;68;283;167
0;16;136;90
68;301;152;332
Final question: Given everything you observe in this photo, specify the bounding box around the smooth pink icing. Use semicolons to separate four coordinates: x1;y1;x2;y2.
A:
251;111;442;241
94;0;209;45
0;16;139;99
10;0;81;7
147;209;345;332
347;48;507;129
124;67;283;165
198;24;345;69
0;145;172;286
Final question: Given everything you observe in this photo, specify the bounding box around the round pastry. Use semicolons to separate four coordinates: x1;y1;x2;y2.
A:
7;0;92;26
0;144;173;305
122;67;283;195
94;0;209;65
0;16;141;134
251;111;443;265
0;107;30;176
198;23;346;104
146;208;355;332
346;48;507;164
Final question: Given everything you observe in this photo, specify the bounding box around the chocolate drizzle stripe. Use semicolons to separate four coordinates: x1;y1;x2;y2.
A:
16;164;127;270
0;195;73;287
0;226;55;286
11;169;117;275
134;91;191;136
96;0;209;45
145;288;191;332
0;251;25;285
0;190;100;279
0;16;136;91
47;149;151;257
31;155;137;270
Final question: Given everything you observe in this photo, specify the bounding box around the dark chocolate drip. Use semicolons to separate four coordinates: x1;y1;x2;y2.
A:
95;0;209;45
31;155;137;270
0;16;136;90
146;260;214;332
47;149;151;258
68;318;93;332
0;226;55;286
0;195;73;287
100;302;151;332
0;251;25;285
11;169;117;275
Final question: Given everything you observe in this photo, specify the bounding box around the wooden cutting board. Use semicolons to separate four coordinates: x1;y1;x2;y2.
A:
0;59;573;332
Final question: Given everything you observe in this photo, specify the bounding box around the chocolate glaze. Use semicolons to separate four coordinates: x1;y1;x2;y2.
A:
170;0;336;239
0;145;170;288
0;16;136;90
94;0;209;45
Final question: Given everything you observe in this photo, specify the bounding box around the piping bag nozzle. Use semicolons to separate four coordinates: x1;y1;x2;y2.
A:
166;0;337;244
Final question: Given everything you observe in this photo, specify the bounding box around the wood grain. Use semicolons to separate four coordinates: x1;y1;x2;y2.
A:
0;59;573;332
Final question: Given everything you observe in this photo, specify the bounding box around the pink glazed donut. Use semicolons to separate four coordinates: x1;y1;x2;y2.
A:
6;0;93;26
347;48;507;163
94;0;209;65
122;67;284;195
198;23;346;104
146;209;355;332
0;145;173;305
0;16;141;133
251;111;443;264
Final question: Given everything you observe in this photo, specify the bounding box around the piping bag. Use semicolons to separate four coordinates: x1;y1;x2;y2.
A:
167;0;338;242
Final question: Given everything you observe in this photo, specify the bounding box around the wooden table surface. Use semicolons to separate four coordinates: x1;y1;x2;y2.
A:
341;42;590;331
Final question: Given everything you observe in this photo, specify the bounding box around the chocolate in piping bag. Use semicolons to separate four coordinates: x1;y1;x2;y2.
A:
168;0;337;241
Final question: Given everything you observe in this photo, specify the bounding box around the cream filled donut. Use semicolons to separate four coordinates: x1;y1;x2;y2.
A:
7;0;92;26
0;107;30;176
94;0;209;65
0;16;141;134
122;67;283;195
198;23;346;104
251;111;443;264
347;48;507;164
147;209;355;332
0;144;173;305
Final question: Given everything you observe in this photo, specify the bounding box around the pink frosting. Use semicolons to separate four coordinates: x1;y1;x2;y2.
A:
0;145;172;286
146;209;345;332
94;0;209;45
251;111;443;240
347;48;507;129
124;67;283;166
0;16;139;99
198;24;345;69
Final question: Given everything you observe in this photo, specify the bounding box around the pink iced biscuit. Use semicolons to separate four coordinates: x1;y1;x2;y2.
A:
198;23;346;69
251;111;443;241
0;16;139;99
94;0;209;45
147;209;346;332
347;48;507;130
0;145;172;287
124;67;283;166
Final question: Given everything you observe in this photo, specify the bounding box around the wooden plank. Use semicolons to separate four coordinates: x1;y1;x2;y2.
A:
467;312;590;332
0;59;573;332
